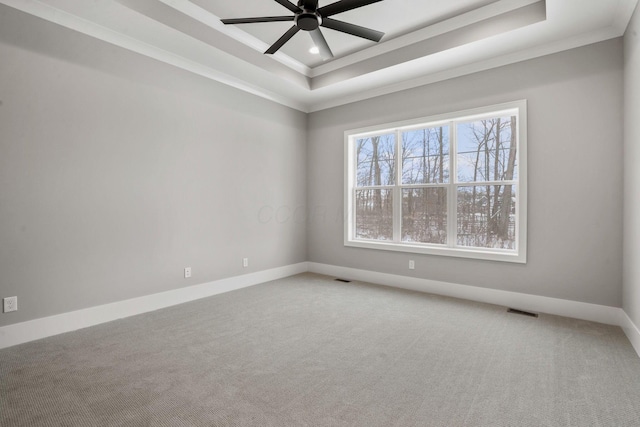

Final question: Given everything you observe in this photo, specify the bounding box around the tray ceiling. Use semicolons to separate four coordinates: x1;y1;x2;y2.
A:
0;0;637;112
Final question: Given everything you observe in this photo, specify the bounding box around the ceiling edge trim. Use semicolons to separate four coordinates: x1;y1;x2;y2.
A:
307;26;622;113
310;1;546;91
0;0;310;112
1;0;628;115
310;0;543;78
157;0;312;77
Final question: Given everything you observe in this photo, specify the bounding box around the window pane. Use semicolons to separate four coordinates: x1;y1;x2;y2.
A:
402;188;447;244
457;185;516;249
402;126;450;184
457;116;517;183
356;133;396;187
355;189;393;241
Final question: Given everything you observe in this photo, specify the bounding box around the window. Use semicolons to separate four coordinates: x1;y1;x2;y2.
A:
345;100;527;263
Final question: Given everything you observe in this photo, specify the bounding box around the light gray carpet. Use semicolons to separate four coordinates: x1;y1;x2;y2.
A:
1;273;640;426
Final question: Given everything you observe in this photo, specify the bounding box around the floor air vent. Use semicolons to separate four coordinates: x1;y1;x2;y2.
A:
508;308;539;318
334;278;351;283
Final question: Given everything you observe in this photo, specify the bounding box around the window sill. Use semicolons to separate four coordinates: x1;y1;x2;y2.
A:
344;239;526;263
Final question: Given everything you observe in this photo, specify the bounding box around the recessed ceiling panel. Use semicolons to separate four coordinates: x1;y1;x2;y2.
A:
195;0;500;67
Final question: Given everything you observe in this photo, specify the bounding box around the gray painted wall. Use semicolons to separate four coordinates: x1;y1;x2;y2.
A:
0;7;307;327
624;4;640;328
0;4;631;330
308;39;624;307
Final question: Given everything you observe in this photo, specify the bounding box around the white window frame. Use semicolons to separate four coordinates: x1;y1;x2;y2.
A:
344;100;527;263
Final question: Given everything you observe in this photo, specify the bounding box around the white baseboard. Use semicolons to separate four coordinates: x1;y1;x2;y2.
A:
3;261;637;359
308;262;623;326
0;262;309;350
620;311;640;358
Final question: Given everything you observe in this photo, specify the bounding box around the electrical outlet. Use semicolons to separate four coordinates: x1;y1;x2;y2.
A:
3;296;17;313
184;267;192;278
409;260;415;270
242;258;249;268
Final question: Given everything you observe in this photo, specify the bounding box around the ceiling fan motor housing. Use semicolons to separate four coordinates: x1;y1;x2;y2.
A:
295;11;322;31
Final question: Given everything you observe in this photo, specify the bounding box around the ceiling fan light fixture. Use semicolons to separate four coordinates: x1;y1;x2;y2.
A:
309;46;320;54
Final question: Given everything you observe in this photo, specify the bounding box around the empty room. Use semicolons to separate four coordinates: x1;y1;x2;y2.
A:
1;0;640;425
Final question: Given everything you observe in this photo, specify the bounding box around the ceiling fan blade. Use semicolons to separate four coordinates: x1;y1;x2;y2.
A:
273;0;302;13
303;0;319;10
321;18;384;42
265;25;301;54
221;16;295;25
309;29;334;59
318;0;383;17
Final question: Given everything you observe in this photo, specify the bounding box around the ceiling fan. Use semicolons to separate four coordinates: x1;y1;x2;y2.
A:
221;0;385;60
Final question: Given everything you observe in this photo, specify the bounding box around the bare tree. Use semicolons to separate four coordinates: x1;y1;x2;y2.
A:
498;116;517;239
